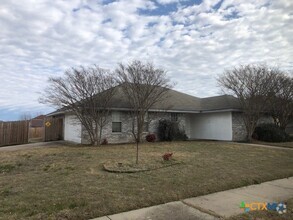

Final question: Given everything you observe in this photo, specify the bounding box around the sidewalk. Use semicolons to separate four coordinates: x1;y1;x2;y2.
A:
236;142;293;151
93;177;293;220
0;141;65;151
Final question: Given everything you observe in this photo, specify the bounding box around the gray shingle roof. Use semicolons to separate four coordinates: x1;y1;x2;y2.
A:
108;85;241;112
47;84;242;116
200;95;242;111
108;86;202;112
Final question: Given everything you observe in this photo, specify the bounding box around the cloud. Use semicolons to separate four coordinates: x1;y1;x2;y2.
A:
0;0;292;120
156;0;185;5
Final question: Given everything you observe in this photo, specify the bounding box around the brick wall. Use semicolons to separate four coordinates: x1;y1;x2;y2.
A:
81;111;189;144
232;112;247;141
232;112;274;142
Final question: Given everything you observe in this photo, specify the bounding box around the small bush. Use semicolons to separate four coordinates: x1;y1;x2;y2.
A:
158;119;187;141
146;133;156;142
162;152;173;161
101;138;108;145
253;123;290;142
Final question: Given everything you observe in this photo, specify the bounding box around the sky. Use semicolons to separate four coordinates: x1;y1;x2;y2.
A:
0;0;292;121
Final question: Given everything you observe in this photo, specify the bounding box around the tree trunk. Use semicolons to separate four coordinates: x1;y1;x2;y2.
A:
99;126;103;145
245;122;254;143
88;131;95;146
246;132;253;143
136;141;139;164
93;125;100;146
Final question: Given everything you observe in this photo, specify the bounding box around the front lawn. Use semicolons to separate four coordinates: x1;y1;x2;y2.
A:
252;140;293;148
1;141;293;219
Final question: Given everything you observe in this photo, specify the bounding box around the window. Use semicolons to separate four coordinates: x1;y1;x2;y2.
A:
112;122;121;132
171;113;178;122
112;111;122;132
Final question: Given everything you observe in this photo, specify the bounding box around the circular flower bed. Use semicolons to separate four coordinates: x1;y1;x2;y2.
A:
103;160;181;173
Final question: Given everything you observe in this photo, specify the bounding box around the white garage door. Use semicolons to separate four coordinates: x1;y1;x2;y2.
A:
64;114;82;143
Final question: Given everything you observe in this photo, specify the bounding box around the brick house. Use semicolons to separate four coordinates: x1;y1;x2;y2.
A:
47;85;250;144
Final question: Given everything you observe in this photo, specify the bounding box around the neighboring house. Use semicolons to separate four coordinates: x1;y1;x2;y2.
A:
30;115;45;128
28;115;45;142
47;85;250;144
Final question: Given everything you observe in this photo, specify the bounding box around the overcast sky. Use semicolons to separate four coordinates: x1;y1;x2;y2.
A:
0;0;292;120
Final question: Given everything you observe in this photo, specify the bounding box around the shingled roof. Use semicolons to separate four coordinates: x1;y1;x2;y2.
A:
107;85;241;112
107;86;202;112
47;84;242;116
200;95;242;111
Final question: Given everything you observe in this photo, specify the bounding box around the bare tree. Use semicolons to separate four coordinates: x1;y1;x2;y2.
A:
116;60;172;164
269;72;293;130
19;113;32;121
218;64;280;142
19;112;44;120
40;65;116;145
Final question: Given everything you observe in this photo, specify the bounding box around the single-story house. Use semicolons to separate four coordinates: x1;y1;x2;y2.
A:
47;85;252;144
30;115;46;128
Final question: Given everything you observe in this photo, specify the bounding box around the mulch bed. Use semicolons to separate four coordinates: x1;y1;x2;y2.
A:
103;160;182;173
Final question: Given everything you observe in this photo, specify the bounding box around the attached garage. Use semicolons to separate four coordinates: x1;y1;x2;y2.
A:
189;112;233;141
64;114;82;143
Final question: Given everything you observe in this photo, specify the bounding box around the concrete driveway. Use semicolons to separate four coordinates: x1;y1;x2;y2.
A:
0;141;65;152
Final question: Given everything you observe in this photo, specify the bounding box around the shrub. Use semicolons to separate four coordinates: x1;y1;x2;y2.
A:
158;119;188;141
253;123;290;142
162;152;173;161
101;138;108;145
146;133;156;142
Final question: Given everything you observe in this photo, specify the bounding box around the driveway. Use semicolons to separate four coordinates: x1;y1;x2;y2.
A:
0;141;66;152
227;142;293;150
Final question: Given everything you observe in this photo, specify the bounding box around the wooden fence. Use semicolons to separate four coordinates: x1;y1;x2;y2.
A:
0;121;29;146
28;127;44;143
0;117;64;147
44;118;63;141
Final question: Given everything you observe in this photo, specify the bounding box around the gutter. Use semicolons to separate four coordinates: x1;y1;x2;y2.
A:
199;108;243;113
47;107;243;117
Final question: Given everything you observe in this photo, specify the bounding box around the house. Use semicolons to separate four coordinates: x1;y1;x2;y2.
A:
30;115;46;128
28;115;46;143
47;85;249;144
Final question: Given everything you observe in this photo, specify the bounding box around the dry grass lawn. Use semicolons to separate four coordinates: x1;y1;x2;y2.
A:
252;141;293;148
0;141;293;219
